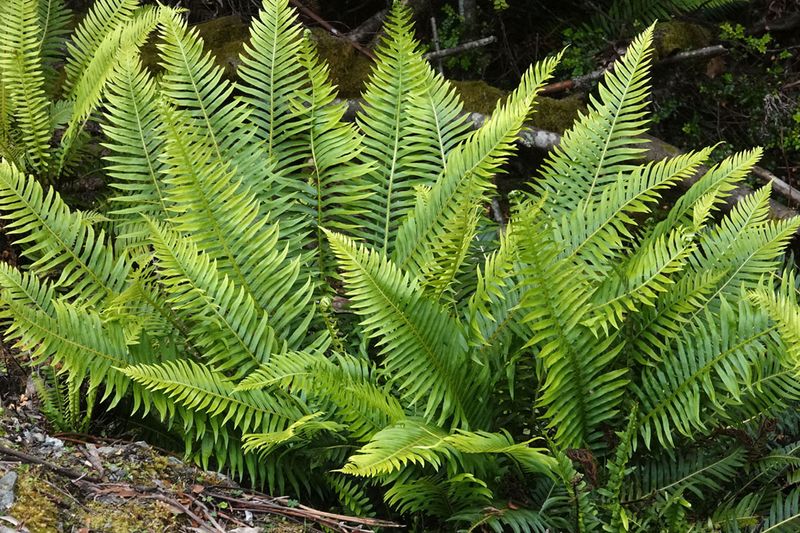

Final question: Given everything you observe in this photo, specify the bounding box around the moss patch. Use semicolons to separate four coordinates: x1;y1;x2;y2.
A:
452;80;508;115
653;21;712;60
79;499;177;533
529;95;586;133
310;28;374;99
140;15;250;77
9;470;59;533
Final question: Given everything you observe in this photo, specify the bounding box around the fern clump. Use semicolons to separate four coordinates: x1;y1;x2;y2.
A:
2;0;800;530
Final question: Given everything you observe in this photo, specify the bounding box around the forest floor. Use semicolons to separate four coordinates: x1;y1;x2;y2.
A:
0;390;383;532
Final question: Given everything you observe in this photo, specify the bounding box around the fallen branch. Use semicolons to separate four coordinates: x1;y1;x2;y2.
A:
289;0;375;59
347;8;389;43
424;36;497;60
0;444;102;483
540;45;728;96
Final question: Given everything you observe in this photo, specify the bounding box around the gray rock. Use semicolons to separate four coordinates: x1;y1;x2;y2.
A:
228;528;261;533
96;446;119;456
0;471;17;512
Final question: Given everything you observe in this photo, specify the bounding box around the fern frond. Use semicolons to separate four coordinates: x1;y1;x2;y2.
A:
326;230;474;428
339;419;451;477
146;220;281;375
355;2;439;253
121;358;307;436
518;206;627;449
636;297;774;448
0;260;56;315
535;25;655;217
326;474;375;517
585;227;696;334
36;0;71;88
237;0;308;167
0;160;129;306
102;49;169;250
158;104;315;345
242;413;344;457
63;0;139;93
393;55;560;276
386;473;493;518
0;0;53;171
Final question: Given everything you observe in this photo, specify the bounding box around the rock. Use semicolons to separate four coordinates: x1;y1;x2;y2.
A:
96;446;119;457
653;21;712;60
452;80;508;115
43;436;63;449
310;28;374;99
0;471;17;512
228;528;261;533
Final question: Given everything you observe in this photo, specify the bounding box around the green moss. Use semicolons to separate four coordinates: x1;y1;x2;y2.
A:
9;470;59;533
139;15;250;78
310;28;374;99
653;21;712;60
529;95;586;133
79;499;177;533
452;80;508;115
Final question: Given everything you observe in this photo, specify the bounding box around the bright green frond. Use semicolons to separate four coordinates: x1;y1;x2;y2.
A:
585;227;696;334
445;429;556;476
636;298;774;448
0;0;53;171
238;0;308;165
36;0;71;87
326;230;474;428
102;49;169;250
0;261;56;315
242;413;344;458
340;419;451;477
355;2;440;253
393;55;560;276
147;220;281;375
0;159;129;306
63;0;139;92
122;358;307;435
518;204;627;449
536;25;655;217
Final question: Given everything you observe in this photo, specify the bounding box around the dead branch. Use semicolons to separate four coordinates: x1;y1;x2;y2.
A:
288;0;375;59
540;45;728;95
424;36;497;60
0;444;102;483
347;8;389;43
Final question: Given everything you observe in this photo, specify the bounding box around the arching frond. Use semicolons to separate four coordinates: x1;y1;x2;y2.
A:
0;0;52;171
102;49;169;250
122;359;307;437
63;0;139;93
535;25;655;217
0;160;129;306
326;230;474;428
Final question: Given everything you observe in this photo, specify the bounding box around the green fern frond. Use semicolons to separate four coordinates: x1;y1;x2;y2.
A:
339;419;451;477
0;0;53;171
146;220;281;375
585;227;696;334
121;358;307;436
36;0;71;89
636;297;773;448
326;230;474;428
242;413;344;457
445;429;556;476
387;473;493;518
326;473;375;517
355;2;439;253
0;260;56;315
102;49;169;250
63;0;139;93
518;206;627;449
238;0;308;166
536;25;655;218
0;159;129;306
393;55;560;277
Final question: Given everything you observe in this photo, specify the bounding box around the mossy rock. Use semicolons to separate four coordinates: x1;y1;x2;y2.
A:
140;15;250;77
529;95;586;133
452;80;508;116
310;28;374;99
9;470;59;533
653;21;712;60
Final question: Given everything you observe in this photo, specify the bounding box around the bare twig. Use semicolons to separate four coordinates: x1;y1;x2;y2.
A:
288;0;375;59
424;36;497;60
0;444;102;483
143;494;222;533
540;45;728;95
430;17;444;74
347;8;388;43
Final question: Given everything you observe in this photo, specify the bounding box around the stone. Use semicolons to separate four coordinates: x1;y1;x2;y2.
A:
0;471;17;512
